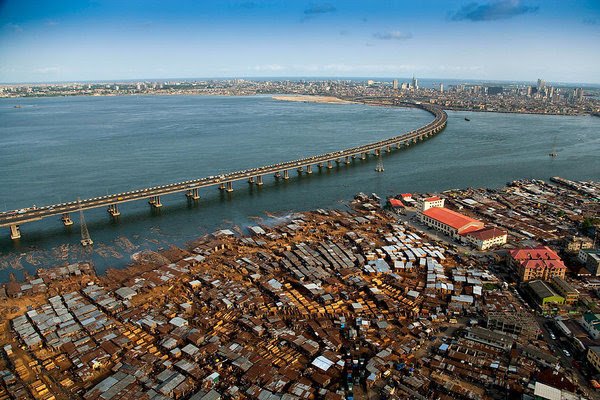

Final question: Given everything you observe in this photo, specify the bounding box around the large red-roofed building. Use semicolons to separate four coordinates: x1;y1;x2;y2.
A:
420;207;485;239
508;246;567;282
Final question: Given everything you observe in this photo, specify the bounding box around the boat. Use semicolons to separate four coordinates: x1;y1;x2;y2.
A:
549;137;558;157
464;117;470;121
14;105;22;108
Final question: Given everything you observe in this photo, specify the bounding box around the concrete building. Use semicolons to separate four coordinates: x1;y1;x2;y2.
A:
580;312;600;340
420;207;484;240
578;249;600;276
508;247;567;283
565;236;593;253
549;276;579;304
419;196;445;211
587;346;600;373
526;280;564;308
465;227;507;250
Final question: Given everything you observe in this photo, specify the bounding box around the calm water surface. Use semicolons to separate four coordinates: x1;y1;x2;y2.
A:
0;95;598;281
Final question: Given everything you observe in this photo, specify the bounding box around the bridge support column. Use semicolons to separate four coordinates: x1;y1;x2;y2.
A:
361;153;367;160
219;183;225;190
327;160;333;169
386;145;391;153
226;182;233;192
306;165;312;174
108;204;121;217
247;177;255;184
283;170;289;180
351;154;356;159
274;172;281;179
317;163;323;169
149;196;162;208
345;156;350;165
396;142;402;149
374;148;381;156
256;175;263;186
335;158;341;165
61;213;73;226
297;167;303;174
9;224;20;240
186;188;200;200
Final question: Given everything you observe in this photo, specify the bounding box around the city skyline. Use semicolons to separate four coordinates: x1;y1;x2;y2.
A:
1;0;600;84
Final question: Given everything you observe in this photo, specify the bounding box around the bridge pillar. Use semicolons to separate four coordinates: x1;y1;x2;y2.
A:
9;225;20;240
226;182;233;192
256;175;263;185
327;160;333;169
149;196;162;208
247;176;255;184
317;163;323;169
61;213;73;226
297;167;303;174
108;204;121;217
219;183;226;190
345;156;350;165
306;165;312;174
374;148;381;156
361;153;367;160
283;170;289;180
351;154;356;159
274;172;281;179
335;158;341;165
186;188;200;200
396;142;402;149
386;145;391;153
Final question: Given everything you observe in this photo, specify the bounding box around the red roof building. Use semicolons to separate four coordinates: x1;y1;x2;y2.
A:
508;246;567;282
420;207;484;239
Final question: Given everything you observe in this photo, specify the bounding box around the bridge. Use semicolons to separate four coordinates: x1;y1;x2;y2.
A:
1;101;447;240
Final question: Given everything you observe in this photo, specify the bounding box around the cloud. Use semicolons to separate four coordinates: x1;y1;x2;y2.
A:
451;0;539;22
304;3;336;15
251;64;285;72
33;67;61;74
5;23;23;33
373;31;413;41
583;18;597;26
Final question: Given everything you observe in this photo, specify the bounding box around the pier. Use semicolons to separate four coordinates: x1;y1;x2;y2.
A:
1;102;447;239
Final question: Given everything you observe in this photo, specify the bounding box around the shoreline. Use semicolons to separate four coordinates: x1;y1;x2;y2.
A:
271;94;357;105
2;92;594;116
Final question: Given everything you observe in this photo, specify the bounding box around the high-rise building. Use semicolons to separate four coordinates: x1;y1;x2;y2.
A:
392;79;398;90
439;83;444;93
537;78;546;90
412;76;418;90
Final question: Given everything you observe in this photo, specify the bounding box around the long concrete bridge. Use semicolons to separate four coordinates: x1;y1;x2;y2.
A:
1;101;447;240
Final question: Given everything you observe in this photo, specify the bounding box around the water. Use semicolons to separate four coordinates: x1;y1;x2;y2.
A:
0;95;598;281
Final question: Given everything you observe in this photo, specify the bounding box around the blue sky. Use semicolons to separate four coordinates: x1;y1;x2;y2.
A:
1;0;599;83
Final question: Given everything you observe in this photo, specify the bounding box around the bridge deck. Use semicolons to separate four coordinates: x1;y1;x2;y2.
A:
0;102;447;231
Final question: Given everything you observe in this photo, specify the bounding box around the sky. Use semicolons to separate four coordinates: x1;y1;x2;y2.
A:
0;0;599;84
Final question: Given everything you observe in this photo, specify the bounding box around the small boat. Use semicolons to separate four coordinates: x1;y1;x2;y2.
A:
549;137;558;157
14;105;22;108
464;117;470;121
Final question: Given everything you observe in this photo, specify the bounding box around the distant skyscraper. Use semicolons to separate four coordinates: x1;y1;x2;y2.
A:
367;80;375;86
393;79;398;90
439;83;444;93
537;78;546;90
526;86;533;96
412;76;418;90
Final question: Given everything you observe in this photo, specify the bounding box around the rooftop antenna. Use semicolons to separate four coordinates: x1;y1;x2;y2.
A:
78;198;93;247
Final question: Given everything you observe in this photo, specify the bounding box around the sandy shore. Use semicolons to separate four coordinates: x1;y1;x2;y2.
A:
272;95;356;104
